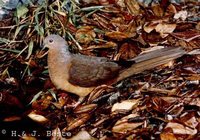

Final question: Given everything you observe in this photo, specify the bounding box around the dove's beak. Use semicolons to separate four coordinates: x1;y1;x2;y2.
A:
40;43;47;51
38;43;48;58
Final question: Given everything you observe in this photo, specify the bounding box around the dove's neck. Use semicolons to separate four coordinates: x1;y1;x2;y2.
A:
48;46;73;92
48;46;71;78
57;46;70;55
48;46;71;62
50;45;70;56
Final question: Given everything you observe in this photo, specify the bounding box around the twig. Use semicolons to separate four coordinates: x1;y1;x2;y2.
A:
67;31;82;50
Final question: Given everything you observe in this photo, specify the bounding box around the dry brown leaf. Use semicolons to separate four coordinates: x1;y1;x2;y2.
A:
51;127;64;140
112;114;143;134
3;116;21;122
119;42;141;60
152;4;164;17
66;130;97;140
166;4;177;15
187;98;200;107
174;10;188;21
1;1;200;140
93;13;113;30
20;135;37;140
85;41;117;50
105;31;130;40
81;0;99;4
99;0;110;5
125;0;140;15
110;17;125;28
143;22;158;33
116;0;126;7
196;22;200;30
184;116;199;129
160;132;177;140
75;26;96;44
52;96;68;109
165;122;197;135
28;111;48;123
123;20;137;37
74;104;97;114
155;23;176;38
184;74;200;80
111;99;140;112
32;95;53;110
64;113;91;131
87;85;113;103
171;30;200;42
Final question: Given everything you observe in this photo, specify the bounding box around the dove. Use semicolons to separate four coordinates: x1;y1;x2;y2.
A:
43;34;186;97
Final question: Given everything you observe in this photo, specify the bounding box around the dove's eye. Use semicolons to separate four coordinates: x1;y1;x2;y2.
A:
49;39;53;43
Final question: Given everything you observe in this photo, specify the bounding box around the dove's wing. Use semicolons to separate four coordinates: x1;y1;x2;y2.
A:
68;55;121;87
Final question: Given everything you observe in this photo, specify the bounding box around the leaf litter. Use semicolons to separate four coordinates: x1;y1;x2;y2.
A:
0;0;199;139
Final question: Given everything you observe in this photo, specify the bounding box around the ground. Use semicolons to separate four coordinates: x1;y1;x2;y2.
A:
0;0;199;140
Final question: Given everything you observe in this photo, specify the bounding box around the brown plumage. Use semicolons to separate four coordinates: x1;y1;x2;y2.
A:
43;34;186;97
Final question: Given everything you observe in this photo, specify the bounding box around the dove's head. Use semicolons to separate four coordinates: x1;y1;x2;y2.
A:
43;34;68;50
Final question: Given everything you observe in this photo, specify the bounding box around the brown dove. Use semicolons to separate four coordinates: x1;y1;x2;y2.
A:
43;34;186;97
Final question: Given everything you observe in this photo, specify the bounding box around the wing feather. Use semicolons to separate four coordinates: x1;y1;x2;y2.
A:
68;55;121;87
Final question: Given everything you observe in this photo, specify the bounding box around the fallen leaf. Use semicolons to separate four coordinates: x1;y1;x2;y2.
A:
155;23;176;38
166;4;177;15
119;42;141;60
66;130;97;140
160;132;177;140
143;22;158;33
3;116;21;122
152;4;164;17
51;127;65;140
174;10;188;21
125;0;140;15
165;122;197;135
112;114;143;134
28;111;48;123
21;134;37;140
74;104;97;114
105;31;129;40
116;0;126;7
75;26;96;44
111;99;140;112
85;41;117;50
171;30;200;42
64;113;91;131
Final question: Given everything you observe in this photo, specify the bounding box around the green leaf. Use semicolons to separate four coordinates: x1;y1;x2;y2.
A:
34;25;44;36
21;64;29;79
49;90;57;102
28;91;43;105
34;6;43;24
94;28;105;34
17;5;29;19
0;37;10;44
42;69;49;74
13;24;27;40
34;6;45;36
26;40;34;60
16;44;29;58
0;48;21;53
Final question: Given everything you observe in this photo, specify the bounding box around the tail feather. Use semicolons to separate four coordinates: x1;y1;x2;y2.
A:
115;47;186;83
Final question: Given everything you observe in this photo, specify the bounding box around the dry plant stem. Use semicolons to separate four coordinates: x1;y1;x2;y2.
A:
67;32;83;50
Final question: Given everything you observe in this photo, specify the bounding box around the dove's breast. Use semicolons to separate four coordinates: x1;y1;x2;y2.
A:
47;49;94;96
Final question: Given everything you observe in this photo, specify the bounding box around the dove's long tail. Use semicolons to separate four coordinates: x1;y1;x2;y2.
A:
115;47;186;83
